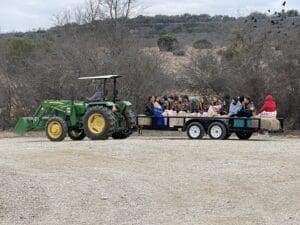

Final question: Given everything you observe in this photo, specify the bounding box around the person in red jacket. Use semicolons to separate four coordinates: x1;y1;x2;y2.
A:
259;95;277;117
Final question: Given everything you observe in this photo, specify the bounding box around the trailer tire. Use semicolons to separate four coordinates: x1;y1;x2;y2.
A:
83;106;115;140
187;122;205;139
68;129;86;141
46;117;68;142
236;131;252;140
208;122;227;140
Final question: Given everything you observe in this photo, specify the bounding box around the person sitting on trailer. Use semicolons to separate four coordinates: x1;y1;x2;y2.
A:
228;96;242;117
167;96;175;111
258;95;277;117
220;94;231;115
237;96;254;117
161;95;168;111
145;96;155;116
174;96;182;112
239;95;244;104
182;95;190;112
154;96;163;109
152;96;164;127
190;97;200;113
208;96;222;116
201;96;210;112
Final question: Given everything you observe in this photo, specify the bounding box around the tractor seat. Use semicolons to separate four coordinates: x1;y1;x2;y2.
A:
87;91;102;101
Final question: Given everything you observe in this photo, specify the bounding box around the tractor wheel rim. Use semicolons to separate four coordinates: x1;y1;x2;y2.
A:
210;125;222;138
189;125;201;138
88;113;105;134
48;122;62;139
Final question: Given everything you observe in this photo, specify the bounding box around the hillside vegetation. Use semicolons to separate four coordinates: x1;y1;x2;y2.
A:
0;9;299;129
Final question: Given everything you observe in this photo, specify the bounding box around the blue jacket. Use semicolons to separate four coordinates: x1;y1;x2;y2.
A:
152;107;164;127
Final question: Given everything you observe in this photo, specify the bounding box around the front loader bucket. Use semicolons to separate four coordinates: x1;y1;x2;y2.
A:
15;117;34;133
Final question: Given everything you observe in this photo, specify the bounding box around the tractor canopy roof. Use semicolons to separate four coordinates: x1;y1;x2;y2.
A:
78;75;122;80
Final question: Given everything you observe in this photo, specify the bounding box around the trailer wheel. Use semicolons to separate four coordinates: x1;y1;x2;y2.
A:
83;106;115;140
46;117;68;142
68;129;86;141
236;131;252;140
208;122;227;140
187;122;205;139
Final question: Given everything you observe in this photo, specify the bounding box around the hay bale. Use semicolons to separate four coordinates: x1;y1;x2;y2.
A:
138;115;152;126
260;118;280;131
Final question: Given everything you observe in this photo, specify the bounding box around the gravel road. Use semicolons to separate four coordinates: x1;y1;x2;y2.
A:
0;134;299;225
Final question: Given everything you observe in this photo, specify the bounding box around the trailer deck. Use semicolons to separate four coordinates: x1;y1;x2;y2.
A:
137;115;283;140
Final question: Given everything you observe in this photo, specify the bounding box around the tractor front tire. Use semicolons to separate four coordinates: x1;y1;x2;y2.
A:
83;106;115;140
46;117;68;142
112;131;131;139
125;108;136;130
68;129;86;141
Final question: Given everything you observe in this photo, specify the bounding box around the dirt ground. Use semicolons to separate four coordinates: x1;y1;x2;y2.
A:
0;133;299;225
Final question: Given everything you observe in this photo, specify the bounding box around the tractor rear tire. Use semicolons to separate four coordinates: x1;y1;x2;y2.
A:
68;129;86;141
83;106;115;140
46;117;68;142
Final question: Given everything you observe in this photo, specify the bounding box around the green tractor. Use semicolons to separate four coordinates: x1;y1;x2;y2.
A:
15;75;136;141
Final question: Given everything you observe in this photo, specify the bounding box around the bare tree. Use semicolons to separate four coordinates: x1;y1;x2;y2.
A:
83;0;103;23
52;8;72;26
104;0;135;19
52;0;136;26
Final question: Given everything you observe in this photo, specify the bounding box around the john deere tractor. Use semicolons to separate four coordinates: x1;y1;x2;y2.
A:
15;75;136;141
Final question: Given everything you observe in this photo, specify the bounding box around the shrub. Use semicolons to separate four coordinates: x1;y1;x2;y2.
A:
173;50;186;56
193;39;213;49
225;44;240;59
157;33;178;52
6;37;36;57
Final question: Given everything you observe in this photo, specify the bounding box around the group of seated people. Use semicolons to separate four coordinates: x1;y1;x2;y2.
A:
144;94;277;127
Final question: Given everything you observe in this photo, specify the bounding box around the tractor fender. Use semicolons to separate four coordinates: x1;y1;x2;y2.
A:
118;101;132;106
86;102;115;108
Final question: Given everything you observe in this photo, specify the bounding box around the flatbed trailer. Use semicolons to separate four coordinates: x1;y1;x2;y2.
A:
137;115;284;140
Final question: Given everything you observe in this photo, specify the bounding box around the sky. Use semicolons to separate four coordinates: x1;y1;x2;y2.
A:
0;0;299;32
